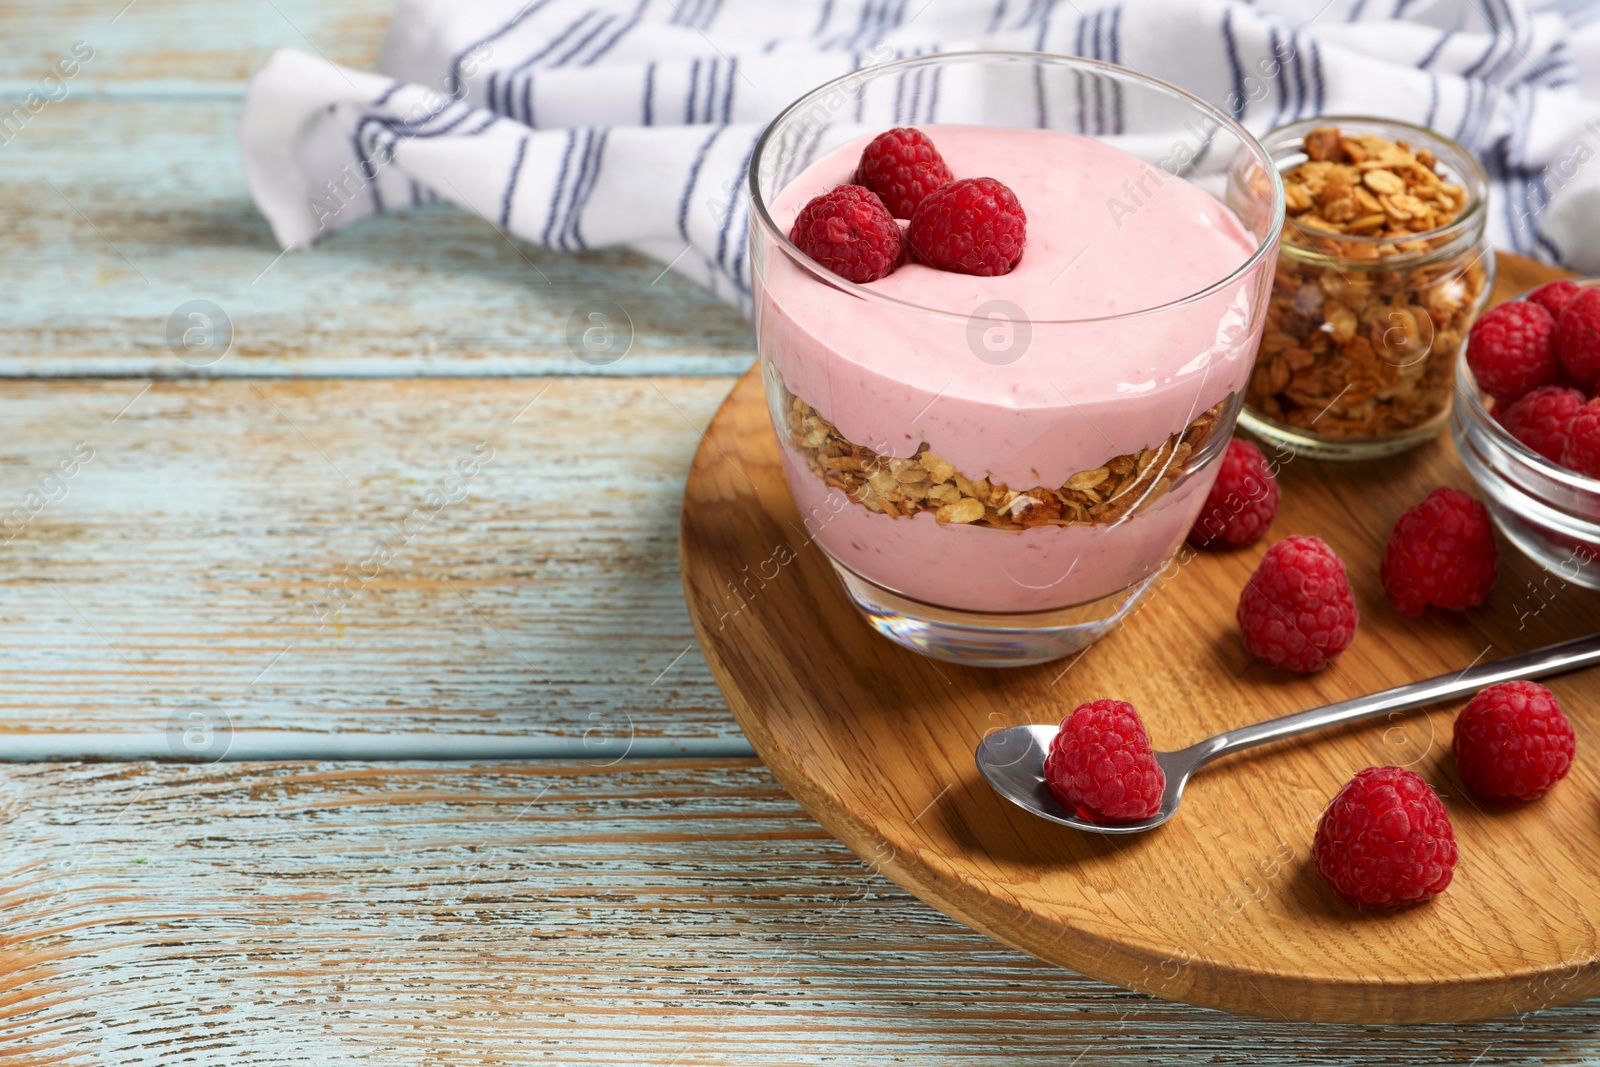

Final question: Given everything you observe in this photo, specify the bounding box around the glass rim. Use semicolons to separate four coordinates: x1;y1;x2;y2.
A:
746;50;1286;326
1266;115;1489;261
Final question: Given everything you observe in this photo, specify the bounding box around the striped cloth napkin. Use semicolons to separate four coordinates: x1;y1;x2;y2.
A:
241;0;1600;315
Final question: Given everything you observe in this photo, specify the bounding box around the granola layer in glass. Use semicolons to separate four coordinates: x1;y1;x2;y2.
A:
783;389;1227;531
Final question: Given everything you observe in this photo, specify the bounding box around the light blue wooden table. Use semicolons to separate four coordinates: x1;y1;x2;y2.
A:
4;2;1600;1062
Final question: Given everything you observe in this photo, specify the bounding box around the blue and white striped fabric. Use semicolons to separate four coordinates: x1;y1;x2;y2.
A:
241;0;1600;315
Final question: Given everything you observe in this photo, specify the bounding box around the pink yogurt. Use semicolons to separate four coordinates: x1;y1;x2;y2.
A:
756;125;1268;613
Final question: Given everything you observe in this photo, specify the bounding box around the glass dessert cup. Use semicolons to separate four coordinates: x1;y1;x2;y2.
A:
1453;281;1600;592
1240;117;1494;460
748;53;1284;667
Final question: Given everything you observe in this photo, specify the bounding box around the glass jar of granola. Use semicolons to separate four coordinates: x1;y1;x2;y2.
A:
1239;118;1493;459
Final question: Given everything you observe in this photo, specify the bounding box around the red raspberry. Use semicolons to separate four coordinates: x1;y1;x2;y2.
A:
1313;766;1457;909
1466;300;1558;402
1188;438;1279;549
1379;488;1498;616
1556;287;1600;391
1453;681;1575;801
852;127;953;220
906;177;1026;277
1495;385;1585;462
1236;536;1358;673
1561;398;1600;478
1043;699;1164;823
1545;528;1600;567
1528;280;1582;320
788;185;903;284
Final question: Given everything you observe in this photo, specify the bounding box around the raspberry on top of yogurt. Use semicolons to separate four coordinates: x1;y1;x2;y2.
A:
851;126;953;220
789;127;1028;281
906;176;1027;277
787;184;904;283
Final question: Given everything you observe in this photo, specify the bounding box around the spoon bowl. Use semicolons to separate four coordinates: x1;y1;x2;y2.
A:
976;633;1600;834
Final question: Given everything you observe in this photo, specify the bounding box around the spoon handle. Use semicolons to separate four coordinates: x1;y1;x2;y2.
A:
1184;632;1600;769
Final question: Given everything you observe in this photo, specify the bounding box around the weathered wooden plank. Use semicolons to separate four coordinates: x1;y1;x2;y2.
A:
1;759;1596;1066
0;0;387;84
0;98;756;378
0;377;746;744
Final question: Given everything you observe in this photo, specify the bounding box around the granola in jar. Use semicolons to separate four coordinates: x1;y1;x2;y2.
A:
1242;119;1493;459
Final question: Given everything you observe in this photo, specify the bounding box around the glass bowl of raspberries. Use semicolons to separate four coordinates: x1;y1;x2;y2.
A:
1453;278;1600;589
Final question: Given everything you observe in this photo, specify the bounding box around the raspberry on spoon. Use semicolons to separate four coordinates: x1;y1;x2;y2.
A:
853;127;953;220
1043;699;1164;823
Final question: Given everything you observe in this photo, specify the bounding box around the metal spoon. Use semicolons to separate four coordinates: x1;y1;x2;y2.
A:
976;633;1600;834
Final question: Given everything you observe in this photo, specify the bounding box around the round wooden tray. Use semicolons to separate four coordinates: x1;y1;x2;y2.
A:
680;254;1600;1023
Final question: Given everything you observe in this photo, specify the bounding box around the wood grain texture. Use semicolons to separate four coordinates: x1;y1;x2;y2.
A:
0;376;744;742
6;759;1600;1066
0;0;752;381
0;0;388;83
681;254;1600;1023
0;99;756;379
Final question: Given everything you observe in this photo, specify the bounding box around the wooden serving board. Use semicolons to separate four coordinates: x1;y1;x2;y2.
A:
681;253;1600;1024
